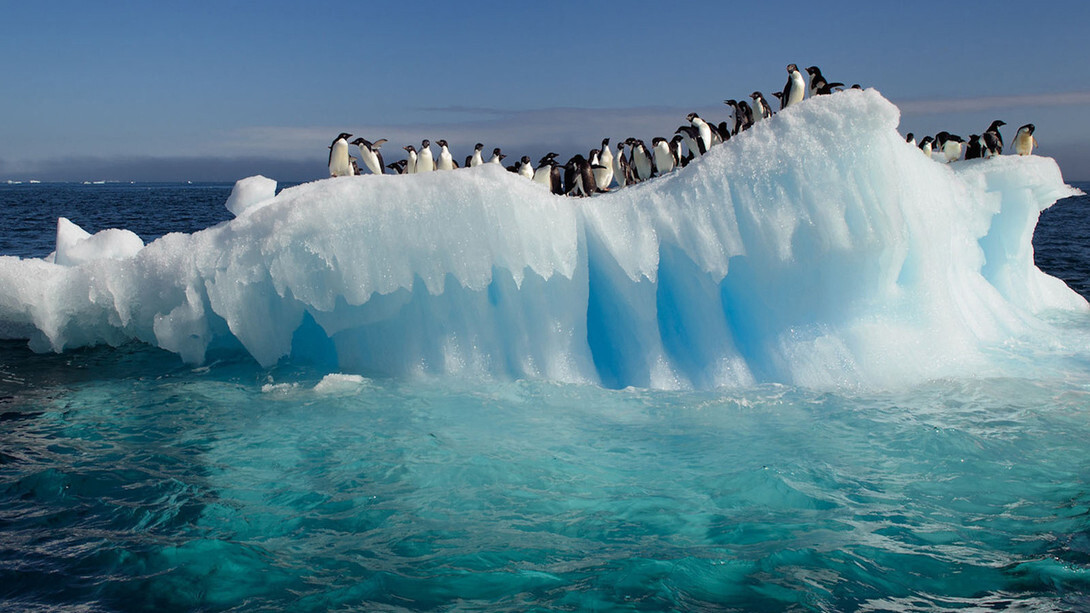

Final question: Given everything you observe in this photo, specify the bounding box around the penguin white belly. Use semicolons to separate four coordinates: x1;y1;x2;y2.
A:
653;144;674;174
519;163;533;179
943;141;962;163
361;150;382;175
1014;133;1034;156
329;141;351;177
417;150;434;172
438;151;454;171
787;73;806;106
532;166;551;185
471;152;484;167
612;156;627;187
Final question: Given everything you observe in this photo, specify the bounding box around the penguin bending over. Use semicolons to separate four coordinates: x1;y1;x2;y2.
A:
351;137;387;175
533;152;559;186
686;112;712;154
934;132;965;163
805;66;844;96
328;132;353;177
1012;124;1037;156
965;134;984;160
918;136;934;157
386;160;408;175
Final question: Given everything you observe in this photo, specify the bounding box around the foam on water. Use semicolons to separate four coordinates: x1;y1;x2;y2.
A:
0;89;1084;392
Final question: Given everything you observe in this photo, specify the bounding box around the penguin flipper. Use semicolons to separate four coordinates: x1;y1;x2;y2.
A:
373;139;387;149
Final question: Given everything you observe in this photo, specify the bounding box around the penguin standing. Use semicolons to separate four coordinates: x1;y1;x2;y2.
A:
651;137;675;175
983;120;1005;157
750;92;773;122
596;138;615;190
436;139;457;170
675;125;702;162
782;64;806;109
470;143;485;167
918;136;934;157
612;140;629;188
737;101;754;132
965;134;984;160
670;135;686;167
351;137;387;175
905;133;916;148
518;155;534;179
403;145;418;174
533;153;559;186
628;138;655;182
1012;124;1037;156
686;112;712;154
416;139;435;172
488;147;506;164
563;154;599;197
328;132;353;177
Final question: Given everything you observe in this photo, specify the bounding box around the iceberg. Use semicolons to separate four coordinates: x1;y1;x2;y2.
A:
0;89;1083;389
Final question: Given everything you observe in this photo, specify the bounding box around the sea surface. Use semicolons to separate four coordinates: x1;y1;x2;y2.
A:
1;181;1090;611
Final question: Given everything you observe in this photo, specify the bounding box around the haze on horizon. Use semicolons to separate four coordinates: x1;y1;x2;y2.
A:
2;1;1088;182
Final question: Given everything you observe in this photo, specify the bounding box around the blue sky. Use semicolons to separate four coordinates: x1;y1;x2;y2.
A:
1;1;1088;181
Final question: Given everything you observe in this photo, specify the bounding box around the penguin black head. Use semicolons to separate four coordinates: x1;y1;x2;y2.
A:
474;143;484;151
771;92;784;102
805;66;822;77
1018;123;1035;134
403;145;416;153
492;147;502;156
905;133;914;142
350;137;365;147
333;133;352;145
724;99;737;108
652;137;667;146
686;112;700;122
521;155;531;164
465;155;473;167
601;137;610;147
421;139;430;148
786;64;798;73
589;148;600;158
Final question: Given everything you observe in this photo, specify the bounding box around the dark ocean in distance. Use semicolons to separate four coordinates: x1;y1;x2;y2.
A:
1;180;1089;611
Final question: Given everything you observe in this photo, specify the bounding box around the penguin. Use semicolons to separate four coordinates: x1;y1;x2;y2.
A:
805;66;844;96
918;136;934;157
686;112;712;154
965;134;984;160
651;137;675;176
905;132;916;148
464;155;473;168
628;138;655;182
1012;124;1037;156
770;91;785;110
563;154;599;197
723;100;742;136
675;125;702;162
351;137;387;175
715;122;732;144
435;139;457;170
670;135;686;167
386;159;408;175
403;145;418;174
350;158;360;176
328;132;353;177
984;120;1005;157
470;143;485;167
416;139;435;172
782;64;806;108
488;147;506;164
533;152;559;186
596;138;615;190
750;92;773;122
612;140;629;188
737;100;754;132
934;132;965;163
518;155;534;179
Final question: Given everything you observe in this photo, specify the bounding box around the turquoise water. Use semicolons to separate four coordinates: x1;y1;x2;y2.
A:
2;184;1090;610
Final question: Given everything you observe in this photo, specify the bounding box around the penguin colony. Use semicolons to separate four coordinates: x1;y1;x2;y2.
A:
328;64;1041;192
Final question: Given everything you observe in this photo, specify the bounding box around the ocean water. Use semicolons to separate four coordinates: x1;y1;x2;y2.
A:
1;181;1090;611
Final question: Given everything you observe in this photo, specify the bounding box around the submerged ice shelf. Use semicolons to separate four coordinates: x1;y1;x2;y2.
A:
0;89;1084;389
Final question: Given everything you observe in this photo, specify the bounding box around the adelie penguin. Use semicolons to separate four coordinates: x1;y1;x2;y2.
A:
984;120;1005;157
723;100;742;136
403;145;418;174
416;139;435;172
532;153;559;186
651;137;676;176
328;133;353;177
905;133;916;148
934;131;965;163
918;136;934;157
563;154;599;197
736;101;754;132
675;125;702;161
782;64;806;109
470;143;485;167
805;66;843;96
351;137;387;175
965;134;985;160
612;140;630;188
1013;124;1037;156
517;156;534;179
686;112;713;155
627;138;655;182
750;92;773;123
596;138;615;190
488;148;506;165
436;139;457;170
386;160;408;175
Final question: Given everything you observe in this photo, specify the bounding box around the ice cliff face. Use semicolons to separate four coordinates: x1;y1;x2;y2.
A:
0;89;1083;389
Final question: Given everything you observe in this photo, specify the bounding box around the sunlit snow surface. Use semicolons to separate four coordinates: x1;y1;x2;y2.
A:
0;88;1084;390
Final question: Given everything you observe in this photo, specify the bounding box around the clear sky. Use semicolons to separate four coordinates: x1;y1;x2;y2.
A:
1;1;1088;181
